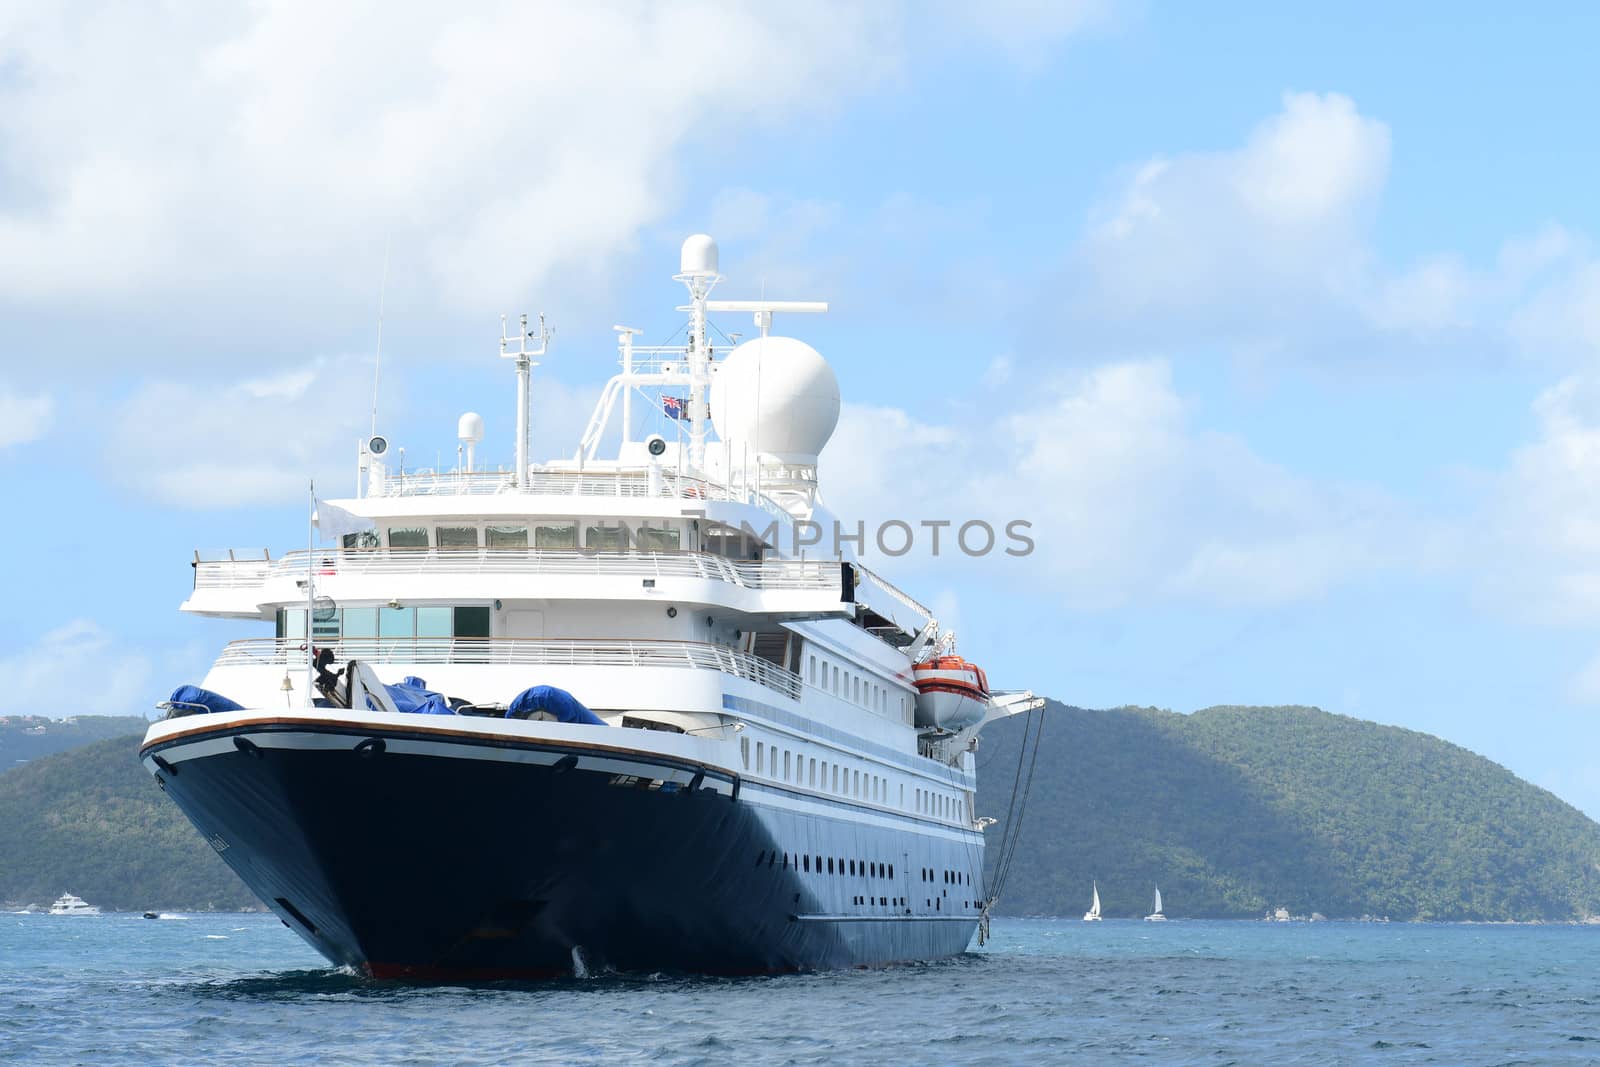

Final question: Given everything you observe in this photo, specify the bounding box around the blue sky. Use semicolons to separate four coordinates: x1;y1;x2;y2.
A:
5;3;1600;813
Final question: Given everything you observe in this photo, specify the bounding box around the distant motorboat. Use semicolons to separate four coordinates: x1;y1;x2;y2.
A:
143;911;159;920
1144;886;1166;922
48;893;100;916
1083;881;1102;921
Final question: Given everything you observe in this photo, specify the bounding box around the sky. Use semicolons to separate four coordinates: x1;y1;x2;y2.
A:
5;3;1600;813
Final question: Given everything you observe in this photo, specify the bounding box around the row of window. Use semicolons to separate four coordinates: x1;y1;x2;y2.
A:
805;653;908;723
756;851;896;880
344;520;682;552
916;788;967;823
745;740;891;805
276;605;491;642
739;738;968;823
922;868;972;886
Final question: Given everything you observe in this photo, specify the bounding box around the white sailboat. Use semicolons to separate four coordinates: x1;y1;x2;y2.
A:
1083;881;1102;921
1144;886;1166;922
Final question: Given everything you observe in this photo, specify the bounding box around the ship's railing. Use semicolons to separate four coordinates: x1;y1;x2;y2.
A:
853;564;934;622
212;637;803;699
372;468;784;515
193;549;843;594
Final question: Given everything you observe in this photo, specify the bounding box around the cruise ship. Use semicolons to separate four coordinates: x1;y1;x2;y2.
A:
139;236;1042;979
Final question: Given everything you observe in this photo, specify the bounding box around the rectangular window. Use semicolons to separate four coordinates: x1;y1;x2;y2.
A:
741;737;749;769
784;751;791;780
833;765;840;792
341;531;380;550
453;605;491;639
756;742;764;774
832;666;839;694
533;522;577;549
379;605;415;639
584;523;628;551
808;656;817;684
387;526;428;549
809;758;817;787
635;524;680;551
341;607;377;640
277;608;307;641
486;524;528;549
416;606;452;639
436;526;478;549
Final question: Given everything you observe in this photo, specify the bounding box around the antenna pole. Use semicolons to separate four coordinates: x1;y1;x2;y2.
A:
501;312;550;490
306;480;316;708
371;237;390;438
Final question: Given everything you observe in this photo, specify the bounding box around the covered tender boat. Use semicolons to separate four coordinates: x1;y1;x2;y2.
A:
910;655;991;730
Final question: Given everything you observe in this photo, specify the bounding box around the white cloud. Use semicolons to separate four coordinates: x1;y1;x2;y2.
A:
1071;91;1389;342
1481;373;1600;626
821;359;1419;609
0;619;152;716
0;4;906;316
103;354;601;509
106;357;381;507
1063;91;1600;370
0;3;1098;340
0;384;52;448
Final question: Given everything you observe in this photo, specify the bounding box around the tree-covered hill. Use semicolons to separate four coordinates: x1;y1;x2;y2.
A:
0;735;259;911
976;703;1600;921
8;706;1600;919
0;715;149;773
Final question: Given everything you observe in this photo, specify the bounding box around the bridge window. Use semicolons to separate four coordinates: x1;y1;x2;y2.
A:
486;524;528;549
387;526;427;549
341;530;380;550
436;526;478;549
636;524;680;551
584;523;628;551
534;522;578;549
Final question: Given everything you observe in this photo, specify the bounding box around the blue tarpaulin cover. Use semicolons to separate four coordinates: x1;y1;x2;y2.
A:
168;685;244;716
506;685;605;725
378;677;455;716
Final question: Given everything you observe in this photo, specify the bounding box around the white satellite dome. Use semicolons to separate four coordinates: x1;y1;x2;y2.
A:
680;234;719;276
709;335;840;464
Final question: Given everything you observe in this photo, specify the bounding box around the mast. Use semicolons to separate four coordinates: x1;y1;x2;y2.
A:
675;235;721;474
500;312;550;489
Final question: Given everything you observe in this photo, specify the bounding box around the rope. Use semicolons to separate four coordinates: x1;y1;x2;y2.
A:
986;706;1047;908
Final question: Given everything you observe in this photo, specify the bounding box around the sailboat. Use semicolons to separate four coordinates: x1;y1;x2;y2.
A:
1144;886;1166;922
1083;881;1102;922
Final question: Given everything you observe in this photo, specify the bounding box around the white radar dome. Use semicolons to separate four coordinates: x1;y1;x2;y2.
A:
680;233;719;276
709;335;840;464
457;411;484;443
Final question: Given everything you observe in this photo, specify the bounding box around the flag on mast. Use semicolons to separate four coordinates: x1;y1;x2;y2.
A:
313;500;376;543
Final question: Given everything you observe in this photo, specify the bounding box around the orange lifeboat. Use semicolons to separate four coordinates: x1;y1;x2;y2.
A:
910;655;991;730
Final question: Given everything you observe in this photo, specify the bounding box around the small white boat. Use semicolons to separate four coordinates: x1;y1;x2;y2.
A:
48;893;100;916
1143;886;1165;922
1083;881;1102;921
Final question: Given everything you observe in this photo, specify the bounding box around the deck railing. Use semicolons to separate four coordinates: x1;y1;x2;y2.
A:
372;468;782;514
212;637;803;700
193;549;844;595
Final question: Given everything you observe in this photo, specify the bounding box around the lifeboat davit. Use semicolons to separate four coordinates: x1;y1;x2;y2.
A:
911;656;991;731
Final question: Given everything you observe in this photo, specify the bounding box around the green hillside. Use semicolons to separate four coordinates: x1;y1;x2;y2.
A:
976;703;1600;921
1;716;150;773
6;705;1600;919
0;735;259;911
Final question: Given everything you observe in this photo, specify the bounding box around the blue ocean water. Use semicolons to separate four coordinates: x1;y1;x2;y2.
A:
3;914;1597;1065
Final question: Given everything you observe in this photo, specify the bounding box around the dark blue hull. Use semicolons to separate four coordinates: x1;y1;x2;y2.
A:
141;720;983;979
